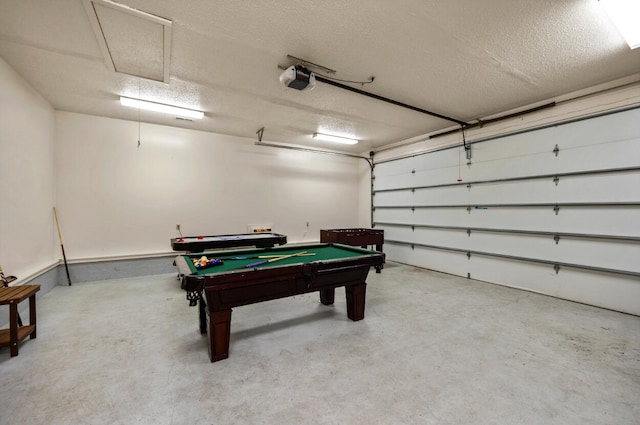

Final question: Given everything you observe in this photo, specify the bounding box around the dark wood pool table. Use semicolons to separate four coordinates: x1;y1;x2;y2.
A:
174;243;384;362
171;232;287;252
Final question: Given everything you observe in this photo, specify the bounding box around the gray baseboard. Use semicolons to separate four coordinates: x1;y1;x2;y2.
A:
59;256;177;285
1;256;177;329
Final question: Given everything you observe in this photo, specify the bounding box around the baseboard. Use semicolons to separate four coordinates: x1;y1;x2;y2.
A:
1;255;178;329
58;255;177;285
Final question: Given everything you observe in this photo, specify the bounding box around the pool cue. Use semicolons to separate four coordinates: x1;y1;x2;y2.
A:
220;253;315;261
258;253;315;259
244;251;308;268
266;251;309;263
53;207;72;286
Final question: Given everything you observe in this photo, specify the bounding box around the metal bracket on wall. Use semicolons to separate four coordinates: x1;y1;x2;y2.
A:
554;264;560;274
553;144;560;156
553;176;560;186
467;229;472;237
467;251;471;259
461;125;472;165
554;205;560;215
554;234;560;245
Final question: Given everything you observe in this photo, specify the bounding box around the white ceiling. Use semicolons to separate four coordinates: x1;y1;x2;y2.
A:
1;0;639;154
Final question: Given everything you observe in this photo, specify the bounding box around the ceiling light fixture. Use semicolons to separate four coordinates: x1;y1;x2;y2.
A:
119;96;204;119
312;132;359;145
599;0;640;49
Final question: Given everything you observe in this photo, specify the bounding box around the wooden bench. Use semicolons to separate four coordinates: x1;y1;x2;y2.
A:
0;285;40;357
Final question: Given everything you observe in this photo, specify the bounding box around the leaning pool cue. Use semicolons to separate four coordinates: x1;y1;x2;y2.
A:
53;207;72;286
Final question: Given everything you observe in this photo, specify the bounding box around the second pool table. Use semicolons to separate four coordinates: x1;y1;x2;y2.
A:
171;232;287;253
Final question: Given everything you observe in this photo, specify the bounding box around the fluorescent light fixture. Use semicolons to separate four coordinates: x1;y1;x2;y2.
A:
119;96;204;119
599;0;640;49
312;132;359;145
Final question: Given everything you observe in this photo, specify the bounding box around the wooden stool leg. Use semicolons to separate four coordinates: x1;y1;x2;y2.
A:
9;302;18;356
0;285;40;357
29;293;37;339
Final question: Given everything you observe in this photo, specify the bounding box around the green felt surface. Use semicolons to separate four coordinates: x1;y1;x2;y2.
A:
185;244;375;275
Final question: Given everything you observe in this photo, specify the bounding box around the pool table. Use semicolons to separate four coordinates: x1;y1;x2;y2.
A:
174;243;384;362
171;232;287;252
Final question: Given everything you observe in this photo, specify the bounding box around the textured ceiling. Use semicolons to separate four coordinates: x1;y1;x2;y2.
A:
1;0;639;154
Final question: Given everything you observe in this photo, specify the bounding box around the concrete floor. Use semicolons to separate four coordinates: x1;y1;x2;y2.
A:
1;261;639;425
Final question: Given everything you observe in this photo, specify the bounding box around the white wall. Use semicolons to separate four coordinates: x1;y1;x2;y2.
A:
54;112;361;260
0;58;56;280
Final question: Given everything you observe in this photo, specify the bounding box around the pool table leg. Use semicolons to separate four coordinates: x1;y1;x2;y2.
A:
345;283;367;321
361;244;383;273
373;244;384;272
207;308;232;362
319;288;335;305
198;295;207;334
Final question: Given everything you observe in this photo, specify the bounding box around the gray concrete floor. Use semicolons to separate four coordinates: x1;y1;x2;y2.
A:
1;261;639;425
